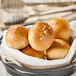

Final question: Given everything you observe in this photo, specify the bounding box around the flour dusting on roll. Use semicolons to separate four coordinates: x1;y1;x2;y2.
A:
28;22;54;51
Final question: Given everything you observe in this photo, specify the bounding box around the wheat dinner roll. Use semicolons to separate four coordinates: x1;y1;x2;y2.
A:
5;25;29;49
46;39;70;60
21;45;44;59
48;17;70;41
28;22;54;51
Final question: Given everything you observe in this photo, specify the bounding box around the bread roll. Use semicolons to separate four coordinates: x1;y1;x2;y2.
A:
46;39;70;60
28;22;54;51
5;25;29;49
21;45;44;59
48;17;70;41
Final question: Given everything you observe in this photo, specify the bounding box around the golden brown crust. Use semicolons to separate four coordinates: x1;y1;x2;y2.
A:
48;17;70;41
5;25;29;49
28;22;54;51
21;45;44;59
46;39;70;60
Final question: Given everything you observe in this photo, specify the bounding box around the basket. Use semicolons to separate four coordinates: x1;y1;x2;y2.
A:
0;23;76;76
1;58;76;76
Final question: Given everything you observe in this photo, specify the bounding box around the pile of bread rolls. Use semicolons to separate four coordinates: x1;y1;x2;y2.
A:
5;17;70;60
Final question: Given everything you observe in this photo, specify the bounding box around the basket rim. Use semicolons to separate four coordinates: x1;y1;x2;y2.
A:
1;58;76;75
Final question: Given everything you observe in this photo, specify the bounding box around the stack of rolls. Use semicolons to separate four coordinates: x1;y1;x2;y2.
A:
5;17;70;60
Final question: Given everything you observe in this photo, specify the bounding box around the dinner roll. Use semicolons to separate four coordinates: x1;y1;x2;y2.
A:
46;39;70;60
21;45;44;59
28;22;54;51
48;17;70;41
5;25;29;49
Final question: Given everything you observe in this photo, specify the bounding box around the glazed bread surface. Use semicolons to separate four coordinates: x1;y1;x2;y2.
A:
5;25;29;49
28;22;54;51
48;17;70;41
46;39;70;59
21;45;44;59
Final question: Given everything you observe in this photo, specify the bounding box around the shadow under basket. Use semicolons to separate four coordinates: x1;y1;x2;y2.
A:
1;58;76;76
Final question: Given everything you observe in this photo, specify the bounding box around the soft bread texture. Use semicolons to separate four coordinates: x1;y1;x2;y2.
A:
48;17;70;41
28;22;54;51
21;45;44;59
5;25;29;49
46;39;70;60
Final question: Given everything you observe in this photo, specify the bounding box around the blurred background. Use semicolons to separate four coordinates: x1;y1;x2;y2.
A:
0;0;76;30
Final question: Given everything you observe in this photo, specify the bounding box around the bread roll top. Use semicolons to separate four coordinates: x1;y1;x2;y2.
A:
28;22;54;51
5;25;29;49
48;17;70;41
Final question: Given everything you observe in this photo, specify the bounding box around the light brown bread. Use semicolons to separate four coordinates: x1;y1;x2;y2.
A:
21;45;44;59
46;39;70;60
28;22;54;51
5;25;29;49
48;17;70;41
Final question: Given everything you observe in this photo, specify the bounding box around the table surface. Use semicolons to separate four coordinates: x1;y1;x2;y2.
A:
0;61;76;76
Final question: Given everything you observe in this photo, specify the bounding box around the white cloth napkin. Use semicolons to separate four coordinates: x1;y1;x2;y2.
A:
1;21;76;69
